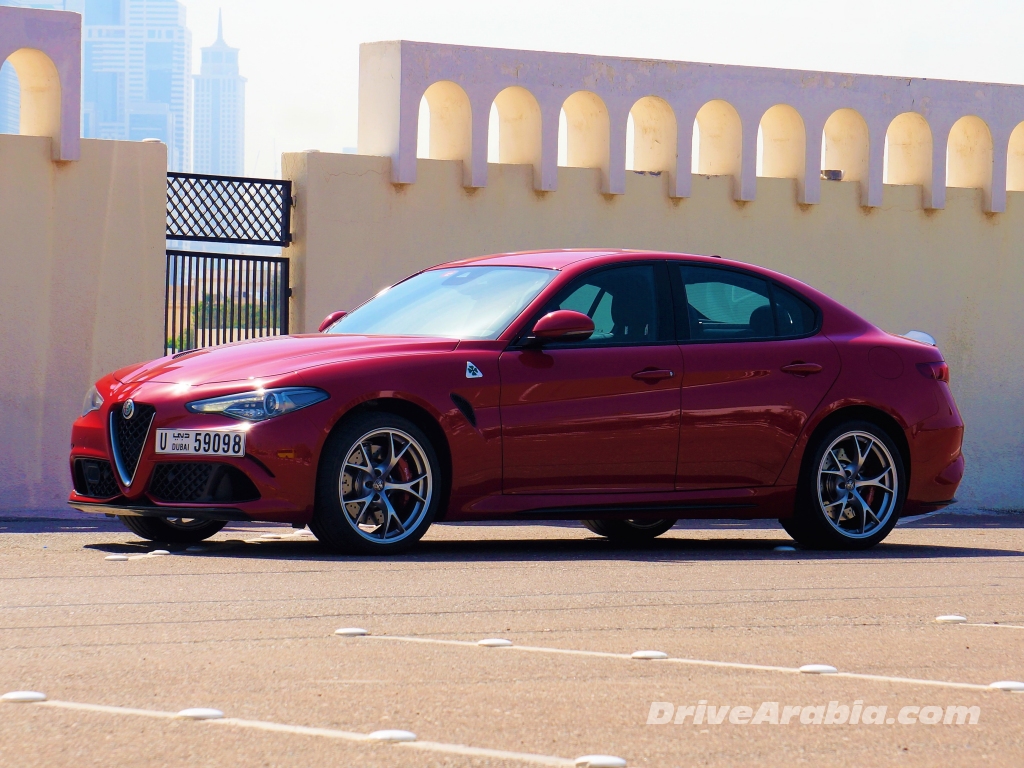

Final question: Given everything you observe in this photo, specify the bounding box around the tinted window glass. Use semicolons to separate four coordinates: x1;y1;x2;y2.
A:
548;265;661;345
329;266;556;339
679;266;774;341
774;285;817;337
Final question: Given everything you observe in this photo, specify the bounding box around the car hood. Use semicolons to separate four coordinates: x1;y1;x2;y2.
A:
119;334;460;386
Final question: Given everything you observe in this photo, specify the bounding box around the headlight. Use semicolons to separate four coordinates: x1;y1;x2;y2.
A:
82;385;104;417
186;387;328;422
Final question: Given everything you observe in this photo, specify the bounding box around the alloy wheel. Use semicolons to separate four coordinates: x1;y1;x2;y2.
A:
338;428;433;544
816;430;898;539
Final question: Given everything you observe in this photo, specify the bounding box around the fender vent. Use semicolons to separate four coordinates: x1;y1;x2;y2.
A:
450;393;477;427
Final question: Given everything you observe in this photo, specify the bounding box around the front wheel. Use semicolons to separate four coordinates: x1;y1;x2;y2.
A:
310;412;442;555
119;515;225;544
581;518;677;543
782;420;905;550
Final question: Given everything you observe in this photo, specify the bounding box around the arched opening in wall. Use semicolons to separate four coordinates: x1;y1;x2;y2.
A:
757;104;805;179
883;112;931;185
488;85;542;167
626;96;676;174
2;49;61;142
0;59;21;134
821;108;868;183
558;90;609;169
415;80;471;163
946;115;993;190
692;100;741;178
1007;122;1024;192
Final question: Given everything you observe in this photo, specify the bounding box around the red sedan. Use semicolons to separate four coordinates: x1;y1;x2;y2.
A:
69;250;964;553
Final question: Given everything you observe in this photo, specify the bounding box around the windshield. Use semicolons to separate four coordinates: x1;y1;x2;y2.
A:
327;266;557;339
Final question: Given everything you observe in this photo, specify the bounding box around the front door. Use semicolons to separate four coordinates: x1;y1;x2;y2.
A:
499;263;682;494
672;264;841;490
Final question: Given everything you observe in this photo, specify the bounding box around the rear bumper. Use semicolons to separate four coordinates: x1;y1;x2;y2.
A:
69;499;251;522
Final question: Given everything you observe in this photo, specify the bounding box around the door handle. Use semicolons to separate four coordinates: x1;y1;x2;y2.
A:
781;362;823;376
632;368;675;383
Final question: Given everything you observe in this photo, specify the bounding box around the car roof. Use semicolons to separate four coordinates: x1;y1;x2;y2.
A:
435;249;730;270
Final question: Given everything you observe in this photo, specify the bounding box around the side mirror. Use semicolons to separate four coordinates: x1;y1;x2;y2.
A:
318;310;347;333
529;310;595;343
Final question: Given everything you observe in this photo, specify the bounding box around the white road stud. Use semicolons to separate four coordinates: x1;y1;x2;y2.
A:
575;755;627;768
104;555;129;561
989;681;1024;692
799;664;838;674
149;550;170;556
176;707;224;719
2;691;47;703
367;729;416;742
631;651;668;660
935;615;967;623
773;545;796;552
335;628;369;637
478;638;513;647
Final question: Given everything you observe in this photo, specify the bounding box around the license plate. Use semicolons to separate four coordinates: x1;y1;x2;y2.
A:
155;429;246;457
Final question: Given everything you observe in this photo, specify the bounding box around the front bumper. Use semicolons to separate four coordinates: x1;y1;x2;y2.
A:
68;380;330;525
69;499;251;522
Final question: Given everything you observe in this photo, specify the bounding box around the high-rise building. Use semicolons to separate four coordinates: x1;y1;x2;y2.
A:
1;0;192;170
192;12;244;175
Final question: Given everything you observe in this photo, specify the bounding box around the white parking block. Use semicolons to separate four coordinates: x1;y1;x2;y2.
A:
2;691;47;703
335;627;369;637
104;555;129;561
575;755;627;768
799;664;838;674
176;707;224;719
368;729;416;742
630;651;668;660
989;681;1024;692
478;638;514;647
935;615;967;623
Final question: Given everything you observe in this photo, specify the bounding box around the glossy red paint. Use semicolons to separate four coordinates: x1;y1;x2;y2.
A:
68;250;964;531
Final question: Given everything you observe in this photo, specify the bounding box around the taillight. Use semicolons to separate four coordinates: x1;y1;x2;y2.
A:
917;361;950;383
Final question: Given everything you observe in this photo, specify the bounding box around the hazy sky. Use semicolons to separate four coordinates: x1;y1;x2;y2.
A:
180;0;1024;177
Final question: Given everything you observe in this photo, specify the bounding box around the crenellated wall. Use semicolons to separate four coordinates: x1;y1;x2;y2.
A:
285;150;1024;511
359;41;1024;213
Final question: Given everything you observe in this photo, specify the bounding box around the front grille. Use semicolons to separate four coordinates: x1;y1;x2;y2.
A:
73;459;119;498
110;403;156;485
149;462;260;504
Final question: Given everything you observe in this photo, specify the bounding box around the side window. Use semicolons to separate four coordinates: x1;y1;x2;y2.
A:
678;266;774;341
774;285;818;338
547;265;664;345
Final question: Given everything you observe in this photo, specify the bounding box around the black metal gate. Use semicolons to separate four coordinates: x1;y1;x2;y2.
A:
164;173;293;354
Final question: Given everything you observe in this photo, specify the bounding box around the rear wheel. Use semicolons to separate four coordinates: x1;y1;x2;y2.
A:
581;518;677;543
118;515;225;544
782;420;905;549
311;412;441;555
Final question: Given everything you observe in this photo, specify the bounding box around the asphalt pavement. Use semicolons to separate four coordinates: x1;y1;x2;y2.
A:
1;512;1022;767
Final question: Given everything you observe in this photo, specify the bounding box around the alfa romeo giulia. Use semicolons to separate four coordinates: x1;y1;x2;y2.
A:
69;250;964;553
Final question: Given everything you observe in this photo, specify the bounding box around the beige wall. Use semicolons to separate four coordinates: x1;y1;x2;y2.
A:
286;150;1024;510
0;134;166;513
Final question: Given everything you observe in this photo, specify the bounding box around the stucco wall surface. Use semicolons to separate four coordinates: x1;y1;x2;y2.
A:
285;150;1023;510
0;134;166;514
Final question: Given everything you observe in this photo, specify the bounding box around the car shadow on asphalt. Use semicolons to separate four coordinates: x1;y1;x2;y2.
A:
81;530;1024;563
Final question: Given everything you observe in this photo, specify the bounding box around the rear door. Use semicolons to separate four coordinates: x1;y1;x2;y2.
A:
672;263;840;490
499;263;682;494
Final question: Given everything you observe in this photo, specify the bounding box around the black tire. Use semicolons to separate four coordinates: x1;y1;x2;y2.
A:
310;411;442;555
119;515;225;544
782;419;906;550
581;518;677;543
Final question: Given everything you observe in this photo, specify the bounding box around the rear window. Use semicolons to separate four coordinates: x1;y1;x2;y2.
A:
773;285;818;338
